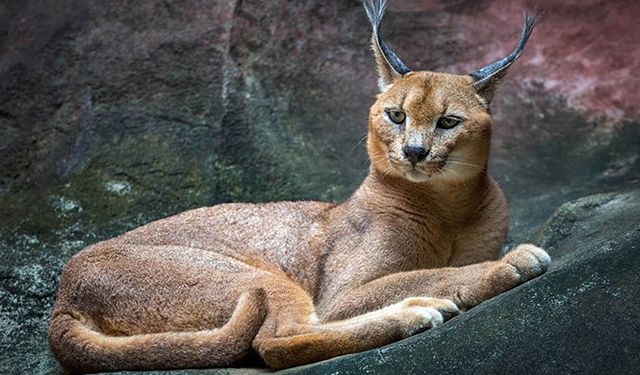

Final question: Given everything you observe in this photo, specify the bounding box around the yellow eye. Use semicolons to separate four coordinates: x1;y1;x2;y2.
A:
437;116;461;129
387;110;406;124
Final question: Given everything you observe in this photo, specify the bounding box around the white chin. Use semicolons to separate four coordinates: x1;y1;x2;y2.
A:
404;169;431;183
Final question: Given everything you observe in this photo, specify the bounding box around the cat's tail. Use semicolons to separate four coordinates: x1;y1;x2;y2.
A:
48;288;267;374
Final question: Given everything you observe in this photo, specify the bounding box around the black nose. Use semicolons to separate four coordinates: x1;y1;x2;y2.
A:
403;145;428;165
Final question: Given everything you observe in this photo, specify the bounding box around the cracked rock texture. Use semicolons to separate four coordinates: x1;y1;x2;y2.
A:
1;0;639;374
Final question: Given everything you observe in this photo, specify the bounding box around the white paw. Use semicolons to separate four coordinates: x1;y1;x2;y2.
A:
390;297;460;336
503;244;551;279
401;297;460;320
404;306;442;335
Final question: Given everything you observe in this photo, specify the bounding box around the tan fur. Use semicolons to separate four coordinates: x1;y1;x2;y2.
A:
49;7;550;374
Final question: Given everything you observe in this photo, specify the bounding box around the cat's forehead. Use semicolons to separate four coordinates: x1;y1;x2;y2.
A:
382;71;482;113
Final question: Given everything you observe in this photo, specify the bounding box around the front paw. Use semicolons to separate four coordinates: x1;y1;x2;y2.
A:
503;244;551;279
481;244;551;295
390;297;460;336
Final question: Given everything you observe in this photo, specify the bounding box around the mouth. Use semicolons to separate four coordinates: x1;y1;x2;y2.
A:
408;159;446;172
387;156;448;182
403;160;447;182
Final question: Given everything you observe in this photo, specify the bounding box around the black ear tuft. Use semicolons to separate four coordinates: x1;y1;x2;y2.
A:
363;0;410;90
471;7;540;103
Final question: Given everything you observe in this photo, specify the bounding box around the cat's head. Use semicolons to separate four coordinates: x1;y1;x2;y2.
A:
363;0;537;183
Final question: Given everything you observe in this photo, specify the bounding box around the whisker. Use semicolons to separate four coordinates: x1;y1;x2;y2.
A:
446;158;482;171
444;166;469;190
350;133;369;153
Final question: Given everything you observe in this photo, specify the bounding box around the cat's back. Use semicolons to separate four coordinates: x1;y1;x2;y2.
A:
105;200;335;274
115;200;333;245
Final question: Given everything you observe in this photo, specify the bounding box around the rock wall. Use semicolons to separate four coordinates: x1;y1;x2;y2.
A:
0;1;638;373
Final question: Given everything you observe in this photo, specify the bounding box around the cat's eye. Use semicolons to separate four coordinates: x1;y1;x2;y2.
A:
387;110;406;124
437;116;462;129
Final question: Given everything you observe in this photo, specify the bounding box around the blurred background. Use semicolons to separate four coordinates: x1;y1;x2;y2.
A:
1;0;639;373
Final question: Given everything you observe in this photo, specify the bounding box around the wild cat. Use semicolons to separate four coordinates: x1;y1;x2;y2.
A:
49;0;550;372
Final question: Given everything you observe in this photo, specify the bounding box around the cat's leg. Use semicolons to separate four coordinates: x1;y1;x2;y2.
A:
49;243;273;373
254;294;460;368
50;242;454;371
319;244;550;321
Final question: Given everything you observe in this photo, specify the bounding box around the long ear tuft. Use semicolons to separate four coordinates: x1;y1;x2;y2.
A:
363;0;410;91
471;8;539;103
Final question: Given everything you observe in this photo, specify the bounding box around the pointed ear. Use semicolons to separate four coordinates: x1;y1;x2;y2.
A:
363;0;410;91
470;9;539;104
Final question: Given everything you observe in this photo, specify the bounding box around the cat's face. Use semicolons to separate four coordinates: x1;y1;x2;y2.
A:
367;71;492;183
